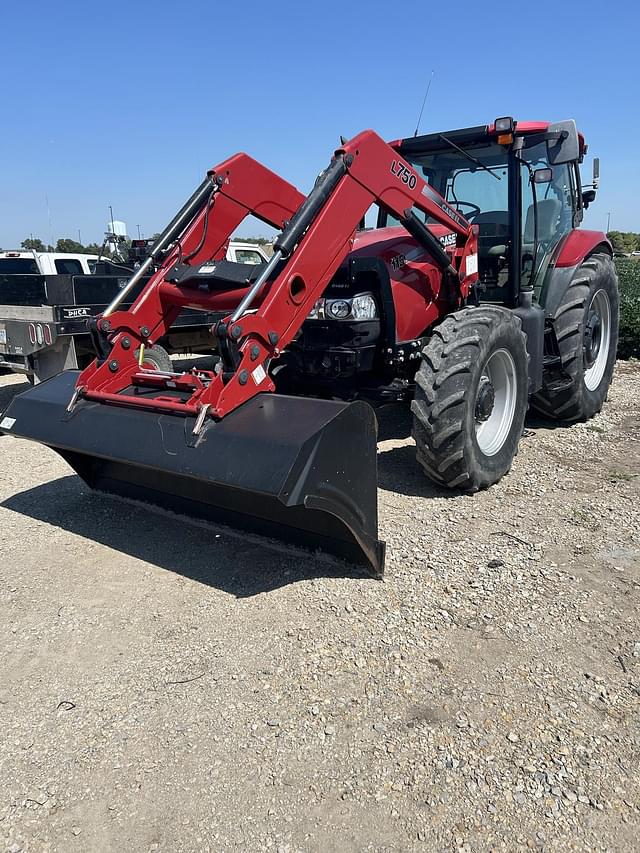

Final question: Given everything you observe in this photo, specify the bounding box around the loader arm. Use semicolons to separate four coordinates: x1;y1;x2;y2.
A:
75;130;477;422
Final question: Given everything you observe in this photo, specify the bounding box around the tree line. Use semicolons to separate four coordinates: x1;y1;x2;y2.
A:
607;231;640;254
13;232;640;256
19;236;105;255
14;234;273;255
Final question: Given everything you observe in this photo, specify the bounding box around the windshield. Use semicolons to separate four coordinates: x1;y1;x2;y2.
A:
381;142;509;227
0;258;39;274
379;140;512;296
378;134;577;300
406;142;509;216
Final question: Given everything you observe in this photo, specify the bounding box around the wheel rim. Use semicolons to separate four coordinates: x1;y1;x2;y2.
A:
583;289;611;391
474;349;517;456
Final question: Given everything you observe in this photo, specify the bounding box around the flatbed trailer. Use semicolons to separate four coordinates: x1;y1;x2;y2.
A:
0;272;221;382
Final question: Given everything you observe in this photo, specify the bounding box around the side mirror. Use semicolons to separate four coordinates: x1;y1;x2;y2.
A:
592;157;600;189
547;119;580;165
533;168;553;184
582;189;597;208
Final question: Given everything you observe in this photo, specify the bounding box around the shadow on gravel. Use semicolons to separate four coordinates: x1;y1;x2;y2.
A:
374;403;575;496
375;404;413;442
375;405;458;499
524;411;570;432
2;475;371;597
377;445;457;499
0;379;29;415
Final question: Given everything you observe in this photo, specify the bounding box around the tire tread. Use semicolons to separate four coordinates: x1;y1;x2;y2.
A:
411;306;528;491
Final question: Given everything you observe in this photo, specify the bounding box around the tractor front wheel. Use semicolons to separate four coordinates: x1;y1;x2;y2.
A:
411;306;529;491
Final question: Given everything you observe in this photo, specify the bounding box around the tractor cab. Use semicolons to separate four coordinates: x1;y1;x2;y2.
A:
384;118;590;306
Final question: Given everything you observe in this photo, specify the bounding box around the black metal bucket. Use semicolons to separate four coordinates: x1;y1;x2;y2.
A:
0;371;385;576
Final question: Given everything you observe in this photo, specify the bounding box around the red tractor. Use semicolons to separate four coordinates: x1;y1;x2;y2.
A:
1;117;618;577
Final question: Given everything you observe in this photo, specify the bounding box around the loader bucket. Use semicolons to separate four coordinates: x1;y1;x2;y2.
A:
1;371;385;577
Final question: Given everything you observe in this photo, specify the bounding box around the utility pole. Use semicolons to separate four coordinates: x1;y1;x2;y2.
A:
136;224;142;239
45;193;53;251
78;229;82;245
606;212;611;233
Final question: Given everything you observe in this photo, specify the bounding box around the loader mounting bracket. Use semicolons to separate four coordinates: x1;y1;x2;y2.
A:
87;317;112;363
215;320;243;377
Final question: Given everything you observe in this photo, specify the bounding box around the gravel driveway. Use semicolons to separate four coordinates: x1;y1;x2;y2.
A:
1;364;639;852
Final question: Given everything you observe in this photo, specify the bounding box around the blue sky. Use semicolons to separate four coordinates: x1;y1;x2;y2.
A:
1;0;637;248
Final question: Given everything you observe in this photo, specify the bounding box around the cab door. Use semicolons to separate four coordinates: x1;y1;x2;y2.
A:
518;139;577;295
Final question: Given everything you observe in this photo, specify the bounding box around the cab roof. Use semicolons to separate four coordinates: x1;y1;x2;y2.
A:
392;119;586;158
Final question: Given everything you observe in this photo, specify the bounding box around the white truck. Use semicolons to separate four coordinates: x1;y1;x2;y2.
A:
0;242;270;382
0;250;100;276
225;241;270;265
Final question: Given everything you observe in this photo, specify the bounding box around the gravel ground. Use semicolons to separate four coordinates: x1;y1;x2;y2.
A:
0;364;639;852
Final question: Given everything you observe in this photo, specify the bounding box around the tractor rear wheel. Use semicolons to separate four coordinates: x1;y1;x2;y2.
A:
411;306;529;491
532;253;618;422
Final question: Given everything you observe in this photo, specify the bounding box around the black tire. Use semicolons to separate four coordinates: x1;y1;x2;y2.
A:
411;306;529;492
532;253;618;422
135;343;172;371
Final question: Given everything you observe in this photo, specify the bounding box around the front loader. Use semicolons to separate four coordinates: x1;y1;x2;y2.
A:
1;118;618;576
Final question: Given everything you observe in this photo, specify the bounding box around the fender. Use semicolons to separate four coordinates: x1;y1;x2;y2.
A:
539;229;612;318
554;229;612;268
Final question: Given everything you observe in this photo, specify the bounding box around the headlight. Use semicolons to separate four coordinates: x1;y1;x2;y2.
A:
326;299;350;319
350;293;377;320
309;292;378;321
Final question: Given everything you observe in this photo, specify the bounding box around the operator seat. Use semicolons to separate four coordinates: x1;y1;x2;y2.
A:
469;210;510;285
470;200;562;272
471;210;510;258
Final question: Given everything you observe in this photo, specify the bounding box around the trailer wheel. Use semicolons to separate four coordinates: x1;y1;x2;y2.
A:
135;344;172;372
411;306;529;491
532;253;619;422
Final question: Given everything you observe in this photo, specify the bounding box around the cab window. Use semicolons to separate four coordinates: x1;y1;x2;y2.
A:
55;259;83;274
446;164;509;221
0;258;39;273
235;249;264;265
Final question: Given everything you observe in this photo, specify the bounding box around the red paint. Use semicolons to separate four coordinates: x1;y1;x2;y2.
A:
488;120;585;155
554;230;612;268
488;120;549;135
395;119;585;156
77;124;597;426
77;129;477;421
352;227;451;341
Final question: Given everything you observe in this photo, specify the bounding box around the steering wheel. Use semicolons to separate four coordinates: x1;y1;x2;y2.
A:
452;200;481;218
